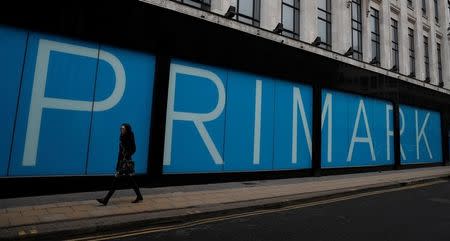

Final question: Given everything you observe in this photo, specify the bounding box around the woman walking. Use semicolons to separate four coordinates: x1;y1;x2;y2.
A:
97;123;143;205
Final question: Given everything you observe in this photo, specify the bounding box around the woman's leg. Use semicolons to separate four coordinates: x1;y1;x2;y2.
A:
103;176;120;203
128;175;143;201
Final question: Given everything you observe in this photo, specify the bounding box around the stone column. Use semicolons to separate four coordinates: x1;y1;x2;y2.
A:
439;0;450;87
414;0;426;81
398;1;409;75
260;0;281;32
332;0;351;54
380;0;391;69
429;0;439;85
300;0;317;43
211;0;232;15
362;0;371;63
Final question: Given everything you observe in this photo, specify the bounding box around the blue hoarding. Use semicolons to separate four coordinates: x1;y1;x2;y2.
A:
163;59;313;174
87;46;155;175
2;28;155;176
223;72;275;172
1;26;445;177
163;60;227;173
321;89;394;168
399;105;442;164
9;34;98;176
0;26;28;176
273;82;313;170
163;60;408;173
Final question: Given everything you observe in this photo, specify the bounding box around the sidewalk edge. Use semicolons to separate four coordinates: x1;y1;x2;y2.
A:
2;173;449;241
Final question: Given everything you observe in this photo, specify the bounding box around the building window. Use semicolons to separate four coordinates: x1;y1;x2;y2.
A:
422;0;427;15
370;8;380;66
434;0;439;22
282;0;300;39
237;0;261;27
391;19;399;72
177;0;211;10
424;36;430;81
351;0;363;60
408;28;416;76
407;0;413;8
317;0;331;50
437;43;443;84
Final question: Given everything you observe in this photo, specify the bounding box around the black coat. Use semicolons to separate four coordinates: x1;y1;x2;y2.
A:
116;132;136;172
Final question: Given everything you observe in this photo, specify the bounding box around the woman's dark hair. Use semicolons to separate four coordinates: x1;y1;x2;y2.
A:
120;123;135;141
120;123;136;154
121;123;133;136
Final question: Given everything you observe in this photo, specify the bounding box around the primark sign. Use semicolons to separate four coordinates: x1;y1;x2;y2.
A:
0;26;443;177
163;60;443;173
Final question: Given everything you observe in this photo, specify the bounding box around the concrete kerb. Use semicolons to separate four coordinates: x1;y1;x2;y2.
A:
2;173;449;241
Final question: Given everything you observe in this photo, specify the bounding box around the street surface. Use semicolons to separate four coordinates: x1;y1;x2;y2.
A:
70;179;450;241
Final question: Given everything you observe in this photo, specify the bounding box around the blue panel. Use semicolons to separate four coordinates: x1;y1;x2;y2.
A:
87;46;155;174
373;100;394;164
400;105;442;164
163;60;227;173
44;51;96;101
0;26;28;176
321;90;350;168
273;81;312;170
400;106;415;162
9;33;97;176
223;72;275;172
348;95;374;165
321;89;394;168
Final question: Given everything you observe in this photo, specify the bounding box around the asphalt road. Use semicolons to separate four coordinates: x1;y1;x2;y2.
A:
76;180;450;241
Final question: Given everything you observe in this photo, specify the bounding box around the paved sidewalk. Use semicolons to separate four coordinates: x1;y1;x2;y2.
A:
1;166;449;240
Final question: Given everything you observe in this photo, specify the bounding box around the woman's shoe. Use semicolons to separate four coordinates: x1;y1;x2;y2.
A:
97;198;108;206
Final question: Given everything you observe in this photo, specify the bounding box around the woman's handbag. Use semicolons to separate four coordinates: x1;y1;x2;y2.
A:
118;159;135;176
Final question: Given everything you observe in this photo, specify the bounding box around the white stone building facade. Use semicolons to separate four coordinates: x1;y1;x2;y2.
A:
145;0;450;92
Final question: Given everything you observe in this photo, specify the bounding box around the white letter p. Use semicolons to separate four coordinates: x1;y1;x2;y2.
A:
22;39;126;166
